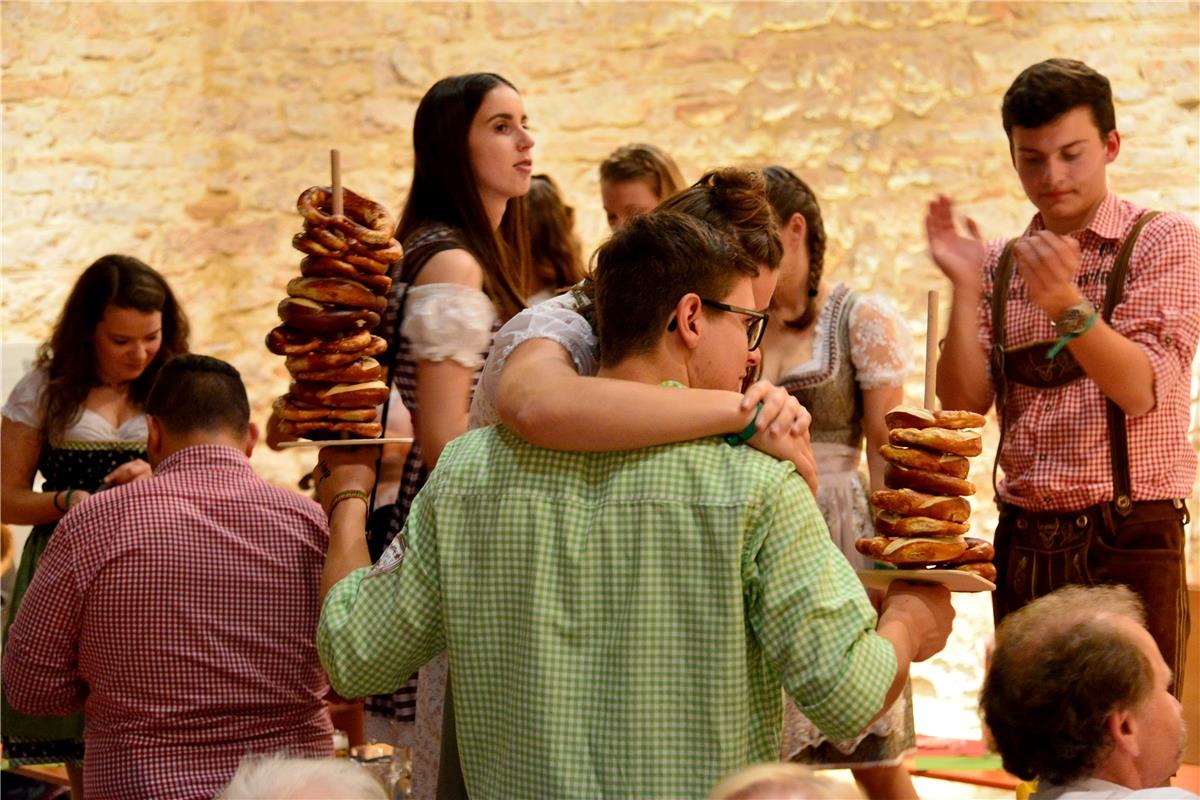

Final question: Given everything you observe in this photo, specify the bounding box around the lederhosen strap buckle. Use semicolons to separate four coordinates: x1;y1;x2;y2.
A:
990;211;1162;515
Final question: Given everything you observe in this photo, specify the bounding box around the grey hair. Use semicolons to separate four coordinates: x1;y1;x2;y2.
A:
217;754;389;800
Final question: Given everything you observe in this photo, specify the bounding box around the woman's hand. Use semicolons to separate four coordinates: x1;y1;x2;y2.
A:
103;459;152;486
741;381;810;437
314;446;379;515
740;381;819;494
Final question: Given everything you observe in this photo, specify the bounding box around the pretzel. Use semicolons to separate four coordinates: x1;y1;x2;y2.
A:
282;337;387;372
290;357;384;384
297;186;395;246
304;220;350;252
287;277;387;313
949;562;997;581
884;464;976;496
293;233;341;258
874;511;969;538
885;405;987;430
870;489;971;523
879;444;970;478
855;535;967;566
340;251;394;276
888;427;983;457
300;256;392;293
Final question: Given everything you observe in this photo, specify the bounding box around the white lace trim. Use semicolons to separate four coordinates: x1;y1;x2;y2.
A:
468;290;598;430
401;284;496;369
848;292;912;390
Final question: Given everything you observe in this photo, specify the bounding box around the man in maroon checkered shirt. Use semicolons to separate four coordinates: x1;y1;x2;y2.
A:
3;355;334;799
927;58;1200;697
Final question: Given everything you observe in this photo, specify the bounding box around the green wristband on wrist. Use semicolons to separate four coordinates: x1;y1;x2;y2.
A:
1046;311;1097;359
725;402;763;446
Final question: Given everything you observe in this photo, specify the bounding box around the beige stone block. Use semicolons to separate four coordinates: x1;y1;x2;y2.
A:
361;96;418;134
2;76;70;103
185;192;241;223
732;2;835;35
387;44;436;90
283;100;342;139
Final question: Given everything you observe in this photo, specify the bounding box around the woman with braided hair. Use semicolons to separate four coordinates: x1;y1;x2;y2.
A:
759;166;918;799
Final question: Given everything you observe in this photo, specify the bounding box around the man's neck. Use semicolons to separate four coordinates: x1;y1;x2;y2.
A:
597;351;689;388
1040;190;1109;236
153;434;249;468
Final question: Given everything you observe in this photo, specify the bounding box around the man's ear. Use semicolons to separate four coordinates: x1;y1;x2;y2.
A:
1106;706;1139;758
243;421;259;458
670;293;705;351
146;416;163;460
1103;129;1121;165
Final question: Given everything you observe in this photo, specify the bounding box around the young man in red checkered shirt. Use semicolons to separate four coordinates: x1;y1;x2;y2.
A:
927;58;1200;697
2;355;334;799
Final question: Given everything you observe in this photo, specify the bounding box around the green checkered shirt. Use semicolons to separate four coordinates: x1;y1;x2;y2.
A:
319;427;896;799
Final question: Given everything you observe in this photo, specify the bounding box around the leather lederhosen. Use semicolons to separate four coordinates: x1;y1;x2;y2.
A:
989;211;1190;698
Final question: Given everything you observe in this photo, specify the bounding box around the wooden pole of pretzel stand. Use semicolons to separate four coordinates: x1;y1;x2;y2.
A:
925;290;939;411
330;149;343;217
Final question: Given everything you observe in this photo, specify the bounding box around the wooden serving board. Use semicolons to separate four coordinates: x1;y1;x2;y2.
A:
277;437;413;449
857;568;996;593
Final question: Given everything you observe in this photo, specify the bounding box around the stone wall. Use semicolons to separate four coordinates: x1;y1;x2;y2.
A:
3;1;1198;742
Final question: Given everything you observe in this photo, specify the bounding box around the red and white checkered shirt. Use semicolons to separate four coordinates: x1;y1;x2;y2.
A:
2;445;334;800
978;192;1200;512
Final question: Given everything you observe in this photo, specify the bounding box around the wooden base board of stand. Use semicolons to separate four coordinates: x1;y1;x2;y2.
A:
277;437;413;449
857;568;995;593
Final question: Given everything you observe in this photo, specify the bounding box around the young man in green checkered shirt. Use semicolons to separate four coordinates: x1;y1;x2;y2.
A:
316;212;955;799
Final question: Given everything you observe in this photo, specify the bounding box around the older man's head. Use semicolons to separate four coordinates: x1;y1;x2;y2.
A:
980;585;1184;790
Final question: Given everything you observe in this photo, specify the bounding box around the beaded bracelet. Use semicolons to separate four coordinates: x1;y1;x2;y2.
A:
329;489;369;516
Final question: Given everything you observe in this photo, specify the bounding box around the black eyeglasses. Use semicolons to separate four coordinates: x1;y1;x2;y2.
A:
701;298;770;351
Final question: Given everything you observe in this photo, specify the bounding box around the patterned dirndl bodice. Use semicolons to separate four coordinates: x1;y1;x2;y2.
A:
778;284;863;449
38;437;148;494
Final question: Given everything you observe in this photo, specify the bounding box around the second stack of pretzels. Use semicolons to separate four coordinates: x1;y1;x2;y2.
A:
856;405;996;580
266;186;401;439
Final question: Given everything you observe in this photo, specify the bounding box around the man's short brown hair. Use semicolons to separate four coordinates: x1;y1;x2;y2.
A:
1002;58;1115;145
980;585;1154;785
594;212;757;366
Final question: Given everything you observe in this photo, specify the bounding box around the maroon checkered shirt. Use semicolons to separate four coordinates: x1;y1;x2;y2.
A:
978;192;1200;511
3;445;334;799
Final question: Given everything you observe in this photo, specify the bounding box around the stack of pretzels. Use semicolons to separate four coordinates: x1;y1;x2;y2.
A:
266;186;402;439
856;405;996;580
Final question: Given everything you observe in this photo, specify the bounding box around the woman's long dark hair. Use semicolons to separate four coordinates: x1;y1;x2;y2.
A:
526;174;584;295
396;72;530;320
762;166;826;330
35;254;190;438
